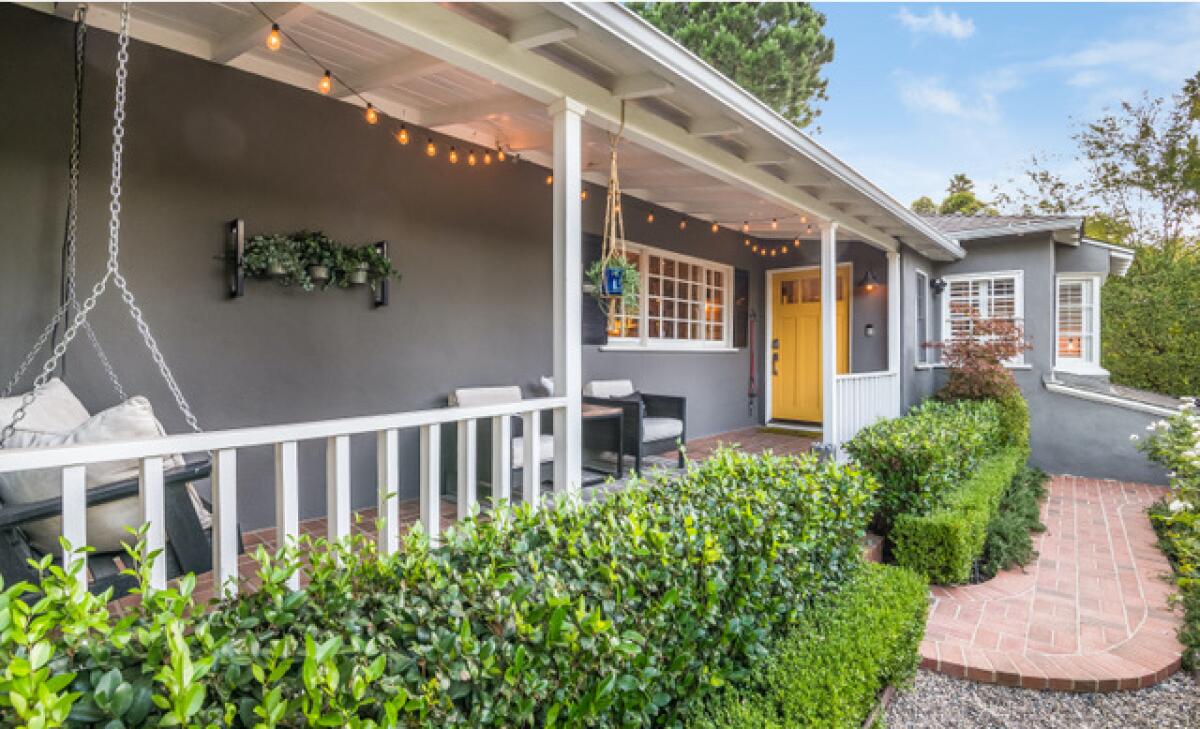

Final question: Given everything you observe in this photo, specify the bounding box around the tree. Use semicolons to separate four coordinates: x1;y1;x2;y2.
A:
629;2;834;129
909;174;997;215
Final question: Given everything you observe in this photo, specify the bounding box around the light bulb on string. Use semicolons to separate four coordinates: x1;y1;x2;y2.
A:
770;249;777;257
318;70;332;95
468;149;477;166
483;151;492;165
581;189;588;201
800;215;808;224
711;222;719;234
742;220;750;233
448;146;459;164
396;125;410;145
760;249;767;257
751;244;758;252
425;138;437;157
647;212;655;223
546;174;553;186
744;238;751;247
679;219;687;231
782;245;789;254
771;218;779;230
364;104;379;125
793;238;800;247
497;148;507;162
266;24;282;51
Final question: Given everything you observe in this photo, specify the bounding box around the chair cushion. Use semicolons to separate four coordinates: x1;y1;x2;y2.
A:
450;386;523;407
0;378;90;434
538;376;555;397
583;379;635;398
511;434;555;468
642;417;683;443
0;397;184;554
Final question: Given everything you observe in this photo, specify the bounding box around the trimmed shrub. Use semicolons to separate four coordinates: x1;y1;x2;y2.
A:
978;465;1048;580
688;563;928;729
891;447;1027;584
0;448;876;728
845;398;1004;532
995;389;1031;452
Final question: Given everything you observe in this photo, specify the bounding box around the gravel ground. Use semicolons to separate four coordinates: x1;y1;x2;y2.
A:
886;670;1200;728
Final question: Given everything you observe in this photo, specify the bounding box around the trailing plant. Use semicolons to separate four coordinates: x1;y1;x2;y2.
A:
240;231;399;293
242;234;314;290
688;563;927;729
977;465;1048;580
586;254;640;315
1137;397;1200;668
0;448;877;727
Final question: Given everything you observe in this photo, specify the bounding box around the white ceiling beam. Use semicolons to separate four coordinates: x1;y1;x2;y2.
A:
314;3;898;249
611;73;675;100
419;95;543;128
743;148;792;166
687;117;743;138
334;55;450;98
508;14;577;50
210;4;317;65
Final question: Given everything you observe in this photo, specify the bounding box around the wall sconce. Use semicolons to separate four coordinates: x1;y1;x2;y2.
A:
864;323;875;337
858;269;880;293
931;277;948;295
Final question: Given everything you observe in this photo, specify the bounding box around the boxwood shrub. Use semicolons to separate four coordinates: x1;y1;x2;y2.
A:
844;398;1005;532
687;563;928;729
0;448;876;728
891;446;1028;584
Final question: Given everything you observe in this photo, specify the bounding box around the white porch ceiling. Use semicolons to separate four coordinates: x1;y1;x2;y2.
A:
31;1;962;259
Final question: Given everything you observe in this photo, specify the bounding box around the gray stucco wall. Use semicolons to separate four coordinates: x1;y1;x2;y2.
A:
0;7;785;529
895;231;1166;484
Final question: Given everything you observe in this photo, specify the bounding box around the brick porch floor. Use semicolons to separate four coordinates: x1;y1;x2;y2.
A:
160;428;815;607
920;475;1183;692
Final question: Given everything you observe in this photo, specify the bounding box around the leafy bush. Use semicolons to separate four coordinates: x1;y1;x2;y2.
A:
1137;398;1200;669
978;465;1048;580
994;389;1031;452
891;447;1027;584
688;563;927;729
0;448;877;728
1103;243;1200;397
932;314;1031;401
845;398;1004;533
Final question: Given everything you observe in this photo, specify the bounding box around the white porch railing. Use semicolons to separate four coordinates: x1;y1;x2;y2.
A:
0;397;568;595
832;371;900;447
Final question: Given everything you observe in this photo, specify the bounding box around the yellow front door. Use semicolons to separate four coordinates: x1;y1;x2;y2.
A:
770;266;850;422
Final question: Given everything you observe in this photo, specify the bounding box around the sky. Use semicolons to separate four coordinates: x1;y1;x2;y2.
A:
810;2;1200;208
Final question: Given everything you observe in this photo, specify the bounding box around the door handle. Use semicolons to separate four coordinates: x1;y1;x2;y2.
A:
771;352;779;376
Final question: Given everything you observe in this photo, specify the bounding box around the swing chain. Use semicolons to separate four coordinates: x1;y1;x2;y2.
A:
2;3;200;445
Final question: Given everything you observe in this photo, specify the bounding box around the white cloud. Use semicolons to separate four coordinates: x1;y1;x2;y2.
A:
897;7;976;40
896;74;999;123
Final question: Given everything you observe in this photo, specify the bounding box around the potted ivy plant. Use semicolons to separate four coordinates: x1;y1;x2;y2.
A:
243;234;295;280
298;231;335;287
345;246;371;286
359;245;400;291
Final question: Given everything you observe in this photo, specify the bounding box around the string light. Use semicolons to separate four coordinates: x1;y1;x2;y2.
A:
744;238;751;247
782;245;789;254
318;70;332;95
365;104;379;125
396;125;410;145
760;249;767;257
448;146;459;164
771;217;779;230
497;148;507;162
679;219;687;231
751;244;758;252
742;221;750;233
546;174;553;186
770;249;777;257
483;150;492;165
580;189;588;201
266;23;282;51
468;149;478;166
800;215;808;224
647;212;655;223
793;237;800;247
426;138;437;157
711;222;719;234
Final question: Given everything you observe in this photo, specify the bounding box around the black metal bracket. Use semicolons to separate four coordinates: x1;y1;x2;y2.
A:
373;240;390;308
226;218;245;298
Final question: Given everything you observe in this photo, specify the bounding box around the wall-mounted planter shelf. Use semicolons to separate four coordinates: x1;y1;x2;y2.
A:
225;218;391;307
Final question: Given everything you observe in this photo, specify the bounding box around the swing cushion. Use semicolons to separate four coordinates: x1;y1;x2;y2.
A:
0;396;184;554
0;378;91;434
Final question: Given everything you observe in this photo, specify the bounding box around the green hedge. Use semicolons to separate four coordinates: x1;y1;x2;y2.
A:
688;563;928;729
844;398;1005;532
892;446;1028;584
0;448;876;728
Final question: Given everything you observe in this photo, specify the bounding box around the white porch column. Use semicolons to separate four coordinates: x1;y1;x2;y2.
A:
820;222;839;449
549;97;585;493
887;249;901;374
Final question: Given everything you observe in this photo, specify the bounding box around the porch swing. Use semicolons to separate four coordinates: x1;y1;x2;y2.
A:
0;5;217;597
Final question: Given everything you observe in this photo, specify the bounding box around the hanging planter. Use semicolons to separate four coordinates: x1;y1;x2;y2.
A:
603;265;624;296
587;101;639;319
348;263;370;286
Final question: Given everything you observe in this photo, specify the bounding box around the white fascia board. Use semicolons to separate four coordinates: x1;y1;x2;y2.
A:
316;2;902;252
549;2;963;260
952;218;1085;242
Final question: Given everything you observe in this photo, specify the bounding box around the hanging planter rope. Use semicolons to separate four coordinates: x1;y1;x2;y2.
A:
586;102;639;322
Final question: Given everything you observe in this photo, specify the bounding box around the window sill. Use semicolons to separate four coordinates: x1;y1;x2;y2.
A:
915;363;1032;371
1053;363;1109;377
599;344;740;354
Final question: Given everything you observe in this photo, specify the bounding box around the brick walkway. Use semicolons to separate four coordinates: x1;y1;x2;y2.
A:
920;476;1183;692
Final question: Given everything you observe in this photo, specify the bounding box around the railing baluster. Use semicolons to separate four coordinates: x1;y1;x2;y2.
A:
212;448;239;597
139;456;166;590
274;441;299;590
522;411;541;510
61;465;87;590
457;419;477;520
376;429;400;556
326;435;351;542
492;414;512;502
419;424;440;543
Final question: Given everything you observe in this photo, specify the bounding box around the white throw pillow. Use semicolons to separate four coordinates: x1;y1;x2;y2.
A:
583;379;635;398
0;378;90;434
0;396;184;554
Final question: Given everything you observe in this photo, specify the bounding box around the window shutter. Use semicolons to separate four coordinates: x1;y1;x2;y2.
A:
733;268;750;348
581;233;608;346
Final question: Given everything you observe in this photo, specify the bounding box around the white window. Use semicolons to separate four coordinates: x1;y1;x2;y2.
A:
914;269;931;365
1056;274;1103;373
607;243;733;350
940;271;1025;363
